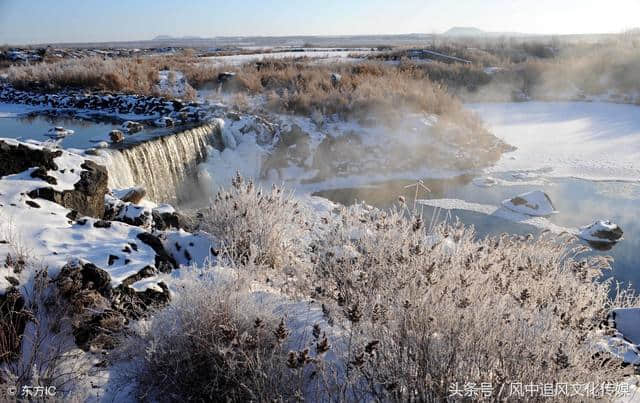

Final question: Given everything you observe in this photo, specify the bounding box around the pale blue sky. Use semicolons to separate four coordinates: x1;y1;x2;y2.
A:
1;0;639;44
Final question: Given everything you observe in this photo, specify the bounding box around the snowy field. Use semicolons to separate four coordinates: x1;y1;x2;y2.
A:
468;102;640;183
203;48;377;66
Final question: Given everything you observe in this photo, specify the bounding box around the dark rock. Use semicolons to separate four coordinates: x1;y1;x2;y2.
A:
121;265;157;287
136;232;177;272
0;140;61;178
57;262;112;298
112;281;170;319
152;210;192;231
73;310;125;351
30;167;58;184
66;210;79;220
25;200;40;208
27;160;108;218
109;130;125;143
55;261;170;351
4;276;19;287
93;220;112;228
108;255;119;266
104;198;151;227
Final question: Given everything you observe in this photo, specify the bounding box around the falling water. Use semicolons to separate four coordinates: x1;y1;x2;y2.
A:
103;123;222;204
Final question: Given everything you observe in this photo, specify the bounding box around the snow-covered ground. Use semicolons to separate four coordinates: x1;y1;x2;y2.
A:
203;48;377;66
196;111;499;196
468;102;640;183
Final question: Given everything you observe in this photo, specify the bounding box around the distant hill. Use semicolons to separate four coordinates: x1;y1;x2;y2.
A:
152;35;205;41
444;27;487;37
444;26;529;37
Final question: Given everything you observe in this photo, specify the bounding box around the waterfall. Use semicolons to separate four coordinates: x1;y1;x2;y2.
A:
103;123;221;204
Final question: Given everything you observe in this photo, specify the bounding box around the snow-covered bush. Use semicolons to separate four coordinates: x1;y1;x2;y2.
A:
305;203;637;401
127;270;320;402
195;173;312;284
1;269;91;400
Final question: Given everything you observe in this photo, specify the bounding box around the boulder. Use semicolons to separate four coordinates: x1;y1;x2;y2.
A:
154;116;174;127
152;209;193;231
0;140;61;178
104;194;152;227
113;186;146;204
501;190;557;217
579;220;623;243
121;121;143;134
137;232;178;272
55;261;170;351
45;126;74;138
109;129;125;143
28;160;108;218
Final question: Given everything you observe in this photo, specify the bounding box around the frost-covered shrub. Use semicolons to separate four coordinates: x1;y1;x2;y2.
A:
1;269;91;400
306;203;638;401
129;270;320;402
196;173;311;279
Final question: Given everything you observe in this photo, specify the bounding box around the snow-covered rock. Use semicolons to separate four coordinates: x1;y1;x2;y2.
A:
579;220;623;243
501;190;557;217
600;308;640;365
109;129;125;143
472;176;498;187
45;126;74;139
154;116;175;127
113;186;146;204
121;120;144;133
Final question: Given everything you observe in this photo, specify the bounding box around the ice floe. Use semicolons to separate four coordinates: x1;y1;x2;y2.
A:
418;198;574;235
501;190;557;217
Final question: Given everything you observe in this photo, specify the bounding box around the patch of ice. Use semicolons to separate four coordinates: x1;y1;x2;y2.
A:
418;198;574;235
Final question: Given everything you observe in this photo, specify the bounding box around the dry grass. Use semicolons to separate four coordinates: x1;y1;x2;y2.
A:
196;173;311;287
5;53;222;99
4;54;484;129
123;271;317;402
179;178;640;401
1;269;92;400
220;60;469;121
307;203;636;400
